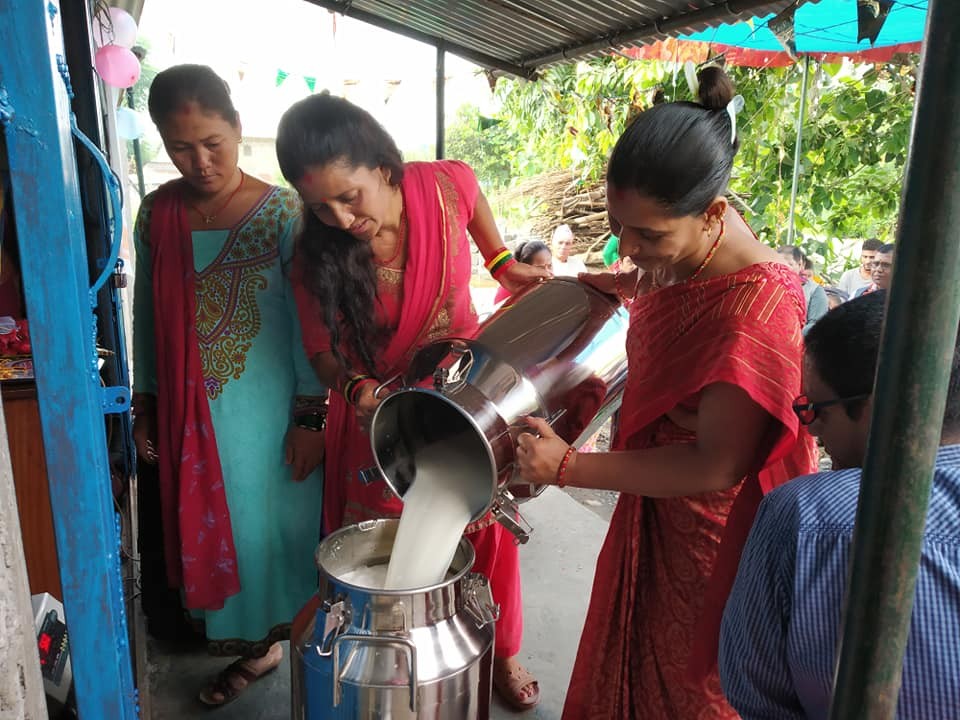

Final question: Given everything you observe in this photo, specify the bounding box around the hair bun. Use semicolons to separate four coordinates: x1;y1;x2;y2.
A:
697;66;736;110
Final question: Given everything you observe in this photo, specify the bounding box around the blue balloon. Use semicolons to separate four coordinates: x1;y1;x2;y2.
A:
116;107;144;140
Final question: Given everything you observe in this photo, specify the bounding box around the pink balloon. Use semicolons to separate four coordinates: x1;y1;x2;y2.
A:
94;45;141;89
93;7;138;49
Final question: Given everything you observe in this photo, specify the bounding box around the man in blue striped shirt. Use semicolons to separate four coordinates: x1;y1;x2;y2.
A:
719;291;960;719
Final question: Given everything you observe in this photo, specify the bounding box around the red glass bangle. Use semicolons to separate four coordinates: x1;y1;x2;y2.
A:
349;378;376;405
556;446;577;488
491;257;517;281
482;245;509;266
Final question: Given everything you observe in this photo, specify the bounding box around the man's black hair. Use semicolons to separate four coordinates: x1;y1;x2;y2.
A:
806;291;960;432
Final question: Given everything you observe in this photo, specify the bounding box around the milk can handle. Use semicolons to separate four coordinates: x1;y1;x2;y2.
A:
463;573;500;628
332;634;418;712
374;373;403;400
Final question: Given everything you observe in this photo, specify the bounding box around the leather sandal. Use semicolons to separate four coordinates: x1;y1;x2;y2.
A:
198;657;279;707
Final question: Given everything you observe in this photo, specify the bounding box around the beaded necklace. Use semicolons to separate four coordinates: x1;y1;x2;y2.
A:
651;218;725;290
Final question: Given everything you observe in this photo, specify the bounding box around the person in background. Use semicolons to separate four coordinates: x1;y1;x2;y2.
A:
132;64;326;706
823;285;849;310
720;291;960;718
856;243;895;296
276;93;547;711
802;256;824;285
516;65;817;719
601;232;637;278
551;223;587;276
778;245;828;334
494;240;552;302
838;237;883;298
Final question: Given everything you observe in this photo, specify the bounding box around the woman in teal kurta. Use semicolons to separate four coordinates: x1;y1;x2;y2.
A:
132;64;325;706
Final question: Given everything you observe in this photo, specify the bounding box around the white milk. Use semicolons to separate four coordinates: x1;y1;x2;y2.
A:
384;436;479;590
339;565;389;589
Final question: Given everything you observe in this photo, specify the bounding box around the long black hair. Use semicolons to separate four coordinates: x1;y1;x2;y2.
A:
607;66;738;216
276;94;404;372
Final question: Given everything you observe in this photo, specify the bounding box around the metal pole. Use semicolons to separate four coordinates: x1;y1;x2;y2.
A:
436;41;445;160
126;88;146;199
0;1;137;717
786;55;810;246
830;1;960;718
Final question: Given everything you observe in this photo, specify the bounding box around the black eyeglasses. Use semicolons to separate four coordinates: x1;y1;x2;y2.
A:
792;393;871;425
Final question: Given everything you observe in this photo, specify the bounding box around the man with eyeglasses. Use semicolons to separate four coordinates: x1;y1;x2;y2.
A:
855;243;895;297
719;291;960;718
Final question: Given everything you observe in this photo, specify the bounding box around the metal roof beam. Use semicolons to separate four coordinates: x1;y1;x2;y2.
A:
304;0;538;78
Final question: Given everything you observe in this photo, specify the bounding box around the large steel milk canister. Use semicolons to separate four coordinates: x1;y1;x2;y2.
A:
291;519;498;719
369;277;629;542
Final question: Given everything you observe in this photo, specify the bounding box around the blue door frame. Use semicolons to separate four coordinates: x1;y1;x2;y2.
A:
0;1;137;717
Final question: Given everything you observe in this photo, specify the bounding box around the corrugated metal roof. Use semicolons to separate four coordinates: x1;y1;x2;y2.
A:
305;0;798;77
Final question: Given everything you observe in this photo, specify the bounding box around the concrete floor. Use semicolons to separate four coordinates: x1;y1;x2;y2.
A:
145;487;610;719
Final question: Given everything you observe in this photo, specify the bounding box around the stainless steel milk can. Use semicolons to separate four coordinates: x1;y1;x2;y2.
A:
369;278;629;542
291;519;499;719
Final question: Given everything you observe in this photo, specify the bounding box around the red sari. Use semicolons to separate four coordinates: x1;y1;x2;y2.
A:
295;160;523;657
562;262;817;719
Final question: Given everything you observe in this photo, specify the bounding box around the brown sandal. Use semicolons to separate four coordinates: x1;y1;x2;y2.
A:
198;657;279;707
493;661;541;712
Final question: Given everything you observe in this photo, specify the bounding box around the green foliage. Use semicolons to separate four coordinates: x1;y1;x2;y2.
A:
492;58;668;181
465;55;917;276
444;104;515;191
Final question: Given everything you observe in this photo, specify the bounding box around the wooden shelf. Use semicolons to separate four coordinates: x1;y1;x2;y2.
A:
3;380;61;598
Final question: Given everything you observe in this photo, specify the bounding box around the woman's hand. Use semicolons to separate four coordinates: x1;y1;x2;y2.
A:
354;380;383;432
516;416;573;485
578;267;639;300
285;426;326;482
499;261;551;293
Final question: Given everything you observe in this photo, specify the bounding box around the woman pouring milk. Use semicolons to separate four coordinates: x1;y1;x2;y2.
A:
277;93;549;711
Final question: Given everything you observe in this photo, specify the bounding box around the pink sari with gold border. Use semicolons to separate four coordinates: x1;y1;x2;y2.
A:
295;160;523;656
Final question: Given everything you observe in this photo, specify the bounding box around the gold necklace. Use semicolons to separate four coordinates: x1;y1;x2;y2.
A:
373;208;406;267
186;170;245;225
652;218;725;289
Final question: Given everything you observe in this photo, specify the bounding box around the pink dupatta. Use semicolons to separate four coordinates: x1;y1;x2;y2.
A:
316;161;477;532
150;182;240;610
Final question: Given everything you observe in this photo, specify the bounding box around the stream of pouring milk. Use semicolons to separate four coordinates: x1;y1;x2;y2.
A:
380;434;478;590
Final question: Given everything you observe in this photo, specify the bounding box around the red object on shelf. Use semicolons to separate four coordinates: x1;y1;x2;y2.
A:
0;317;30;356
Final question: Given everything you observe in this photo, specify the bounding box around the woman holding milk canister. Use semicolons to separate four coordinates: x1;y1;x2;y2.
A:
517;66;818;718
